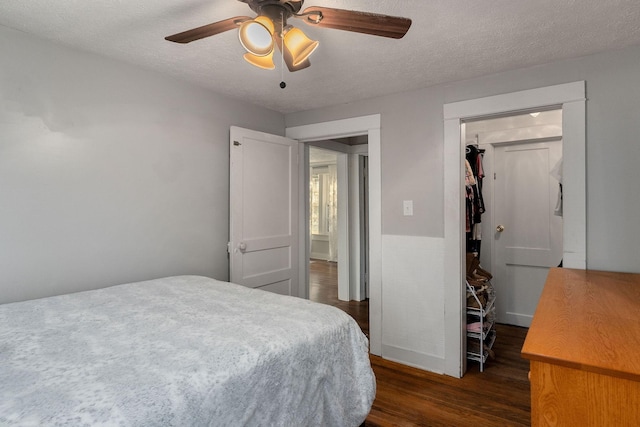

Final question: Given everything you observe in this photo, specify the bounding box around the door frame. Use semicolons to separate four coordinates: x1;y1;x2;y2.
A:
443;82;586;377
286;114;382;355
357;153;370;300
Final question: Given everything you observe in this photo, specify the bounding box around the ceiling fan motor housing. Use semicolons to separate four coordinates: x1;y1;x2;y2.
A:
240;0;303;20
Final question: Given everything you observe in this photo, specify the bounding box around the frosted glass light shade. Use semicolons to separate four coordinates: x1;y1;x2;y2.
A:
239;16;275;56
283;27;319;66
243;51;275;70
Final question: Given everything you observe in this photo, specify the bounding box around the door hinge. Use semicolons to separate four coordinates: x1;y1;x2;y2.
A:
227;242;232;253
494;172;496;180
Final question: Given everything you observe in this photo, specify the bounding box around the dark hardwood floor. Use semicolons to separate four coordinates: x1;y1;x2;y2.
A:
309;259;531;427
309;259;369;337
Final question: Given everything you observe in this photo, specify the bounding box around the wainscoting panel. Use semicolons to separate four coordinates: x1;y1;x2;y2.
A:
381;235;445;373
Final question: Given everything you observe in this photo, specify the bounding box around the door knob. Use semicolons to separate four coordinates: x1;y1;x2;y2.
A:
496;225;505;232
238;242;247;252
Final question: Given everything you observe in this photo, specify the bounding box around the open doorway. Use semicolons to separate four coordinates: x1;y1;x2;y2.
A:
308;146;340;304
309;147;338;264
306;137;370;336
461;109;564;372
287;114;381;355
463;109;563;329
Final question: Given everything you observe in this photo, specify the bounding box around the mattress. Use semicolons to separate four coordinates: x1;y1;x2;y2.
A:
0;275;375;426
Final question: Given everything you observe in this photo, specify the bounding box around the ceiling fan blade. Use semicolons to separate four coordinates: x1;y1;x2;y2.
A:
165;16;251;44
299;7;411;39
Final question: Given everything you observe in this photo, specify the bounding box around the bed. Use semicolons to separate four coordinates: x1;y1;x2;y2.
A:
0;275;375;426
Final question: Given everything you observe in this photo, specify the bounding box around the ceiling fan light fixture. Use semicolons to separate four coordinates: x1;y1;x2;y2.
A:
238;16;275;56
165;1;412;73
283;26;319;67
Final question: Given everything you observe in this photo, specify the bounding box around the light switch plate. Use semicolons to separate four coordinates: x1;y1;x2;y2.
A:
403;200;413;216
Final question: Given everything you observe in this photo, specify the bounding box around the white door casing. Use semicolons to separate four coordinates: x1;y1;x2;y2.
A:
443;81;586;377
493;139;563;327
286;115;382;355
229;126;299;296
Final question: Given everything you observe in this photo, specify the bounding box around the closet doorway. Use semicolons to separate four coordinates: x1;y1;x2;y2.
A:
443;81;585;377
464;109;563;328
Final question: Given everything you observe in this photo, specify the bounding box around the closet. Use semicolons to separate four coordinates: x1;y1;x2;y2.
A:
465;142;496;371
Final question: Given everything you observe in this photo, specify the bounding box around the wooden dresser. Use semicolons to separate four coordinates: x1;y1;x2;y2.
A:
521;268;640;426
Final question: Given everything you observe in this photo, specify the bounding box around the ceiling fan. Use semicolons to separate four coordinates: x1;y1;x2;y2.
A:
165;0;412;72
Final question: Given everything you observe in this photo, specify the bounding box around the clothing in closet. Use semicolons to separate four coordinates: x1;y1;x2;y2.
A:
465;145;486;255
550;158;563;217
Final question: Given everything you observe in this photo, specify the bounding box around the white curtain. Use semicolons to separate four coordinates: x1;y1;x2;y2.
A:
327;163;339;262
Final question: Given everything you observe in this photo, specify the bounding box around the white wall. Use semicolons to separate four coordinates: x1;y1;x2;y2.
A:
286;44;640;372
0;26;284;304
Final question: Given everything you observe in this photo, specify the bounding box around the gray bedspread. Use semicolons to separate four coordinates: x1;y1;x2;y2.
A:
0;276;375;426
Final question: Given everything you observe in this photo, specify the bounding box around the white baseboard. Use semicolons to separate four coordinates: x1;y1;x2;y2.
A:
502;312;533;328
382;344;445;374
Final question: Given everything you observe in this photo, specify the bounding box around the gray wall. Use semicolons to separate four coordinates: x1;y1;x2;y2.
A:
3;22;639;311
0;26;284;304
292;89;446;239
286;44;640;274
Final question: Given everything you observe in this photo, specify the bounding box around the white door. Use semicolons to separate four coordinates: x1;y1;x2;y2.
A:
229;126;299;296
493;139;563;327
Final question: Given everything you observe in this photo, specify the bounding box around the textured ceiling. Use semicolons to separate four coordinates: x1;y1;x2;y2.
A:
2;1;640;114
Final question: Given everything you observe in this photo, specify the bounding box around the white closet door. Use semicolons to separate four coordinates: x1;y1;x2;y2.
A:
493;139;563;327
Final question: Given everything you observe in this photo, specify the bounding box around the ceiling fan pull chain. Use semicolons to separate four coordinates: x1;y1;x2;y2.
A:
280;11;286;89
